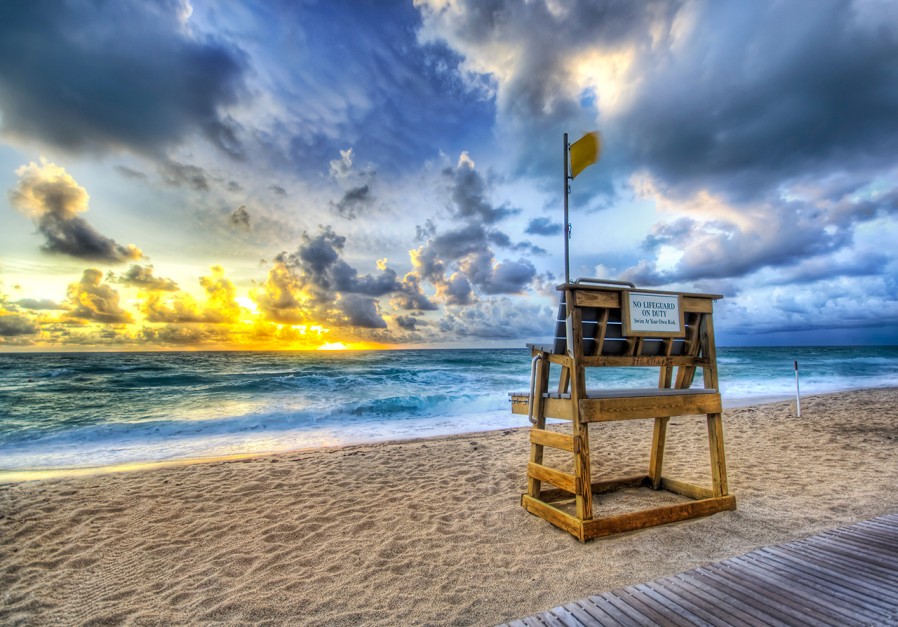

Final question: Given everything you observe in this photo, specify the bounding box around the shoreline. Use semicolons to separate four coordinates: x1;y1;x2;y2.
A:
3;387;898;625
0;387;877;484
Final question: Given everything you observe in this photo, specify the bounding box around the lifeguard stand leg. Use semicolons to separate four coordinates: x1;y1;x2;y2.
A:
648;417;669;490
527;356;550;499
569;305;593;521
707;413;729;497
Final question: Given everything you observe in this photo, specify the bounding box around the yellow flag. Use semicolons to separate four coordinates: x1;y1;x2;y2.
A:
569;131;600;179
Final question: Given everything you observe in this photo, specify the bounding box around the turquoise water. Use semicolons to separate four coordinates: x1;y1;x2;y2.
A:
1;346;896;472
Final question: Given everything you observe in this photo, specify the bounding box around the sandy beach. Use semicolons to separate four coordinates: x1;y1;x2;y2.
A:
2;387;898;626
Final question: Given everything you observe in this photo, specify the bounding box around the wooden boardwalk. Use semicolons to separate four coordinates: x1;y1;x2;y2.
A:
501;512;898;626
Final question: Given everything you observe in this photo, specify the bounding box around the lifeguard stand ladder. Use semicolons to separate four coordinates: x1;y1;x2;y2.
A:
510;279;735;542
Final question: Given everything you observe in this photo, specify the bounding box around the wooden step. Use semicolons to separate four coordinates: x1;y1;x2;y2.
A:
527;462;578;494
529;428;578;452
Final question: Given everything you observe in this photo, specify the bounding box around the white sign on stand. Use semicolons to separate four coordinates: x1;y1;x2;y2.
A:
622;291;685;337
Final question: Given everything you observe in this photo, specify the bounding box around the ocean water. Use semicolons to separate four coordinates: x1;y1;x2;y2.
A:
1;346;896;476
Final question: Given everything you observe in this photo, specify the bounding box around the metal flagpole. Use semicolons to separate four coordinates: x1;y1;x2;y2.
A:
563;132;570;285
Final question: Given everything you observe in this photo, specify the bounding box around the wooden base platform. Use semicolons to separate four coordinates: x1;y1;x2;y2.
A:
500;511;898;626
522;474;736;542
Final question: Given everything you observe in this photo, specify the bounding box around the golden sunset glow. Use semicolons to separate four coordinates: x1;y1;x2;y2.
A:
0;258;402;351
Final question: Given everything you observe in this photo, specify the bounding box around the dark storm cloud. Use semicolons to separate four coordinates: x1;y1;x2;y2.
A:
458;251;537;295
33;214;143;263
407;153;540;302
623;183;897;285
419;0;898;205
338;294;387;329
416;220;437;242
10;160;143;263
515;242;548;255
205;114;245;159
412;221;537;299
114;265;180;292
0;0;247;156
331;184;374;220
771;253;892;286
114;165;148;181
487;230;547;255
416;0;668;189
482;259;537;294
159;160;211;192
440;297;552;340
614;2;898;199
444;156;518;223
15;298;61;311
428;223;489;262
391;274;438;312
261;227;434;328
139;324;228;346
442;273;474;306
0;314;39;336
622;207;852;286
281;228;409;301
526;217;562;236
230;206;251;229
393;315;422;331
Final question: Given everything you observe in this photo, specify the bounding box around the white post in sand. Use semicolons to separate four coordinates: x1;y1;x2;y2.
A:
794;360;801;417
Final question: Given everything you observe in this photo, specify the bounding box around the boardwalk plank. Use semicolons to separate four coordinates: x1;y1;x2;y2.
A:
561;600;606;626
602;590;659;625
761;545;898;601
809;534;898;568
499;514;898;627
585;594;643;627
831;527;898;552
706;562;845;627
711;561;844;625
770;545;898;602
790;541;898;583
570;599;618;626
634;582;718;627
671;572;785;626
653;576;758;627
538;608;576;627
864;518;898;533
847;516;898;533
725;556;874;625
740;553;889;620
615;587;694;627
796;537;898;574
753;548;898;611
547;605;588;627
828;520;898;538
625;583;709;627
680;570;791;627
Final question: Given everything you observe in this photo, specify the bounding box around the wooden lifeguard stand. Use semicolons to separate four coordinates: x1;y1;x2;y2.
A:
510;279;735;541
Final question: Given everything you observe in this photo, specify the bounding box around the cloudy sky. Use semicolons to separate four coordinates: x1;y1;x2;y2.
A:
1;0;897;351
